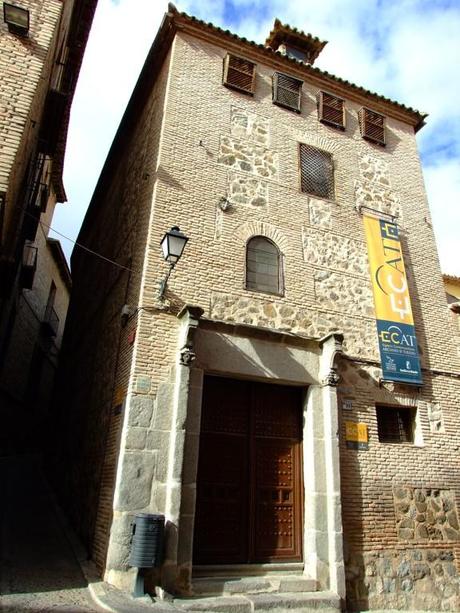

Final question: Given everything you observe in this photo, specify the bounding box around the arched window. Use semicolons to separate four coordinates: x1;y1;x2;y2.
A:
246;236;282;295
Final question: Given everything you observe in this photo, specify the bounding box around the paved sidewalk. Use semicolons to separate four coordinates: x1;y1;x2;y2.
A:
0;454;179;613
0;454;99;611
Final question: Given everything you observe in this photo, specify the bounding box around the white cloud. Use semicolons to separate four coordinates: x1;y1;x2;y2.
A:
424;159;460;276
53;0;460;277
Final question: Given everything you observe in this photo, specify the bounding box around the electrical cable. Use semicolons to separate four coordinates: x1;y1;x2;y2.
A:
21;207;136;274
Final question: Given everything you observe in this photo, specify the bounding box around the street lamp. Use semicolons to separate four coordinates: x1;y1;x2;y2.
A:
3;3;29;36
158;226;189;299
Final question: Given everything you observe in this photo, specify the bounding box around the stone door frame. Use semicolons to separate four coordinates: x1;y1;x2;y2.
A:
161;308;345;599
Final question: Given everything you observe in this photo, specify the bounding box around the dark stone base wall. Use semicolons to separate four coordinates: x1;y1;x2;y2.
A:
346;549;460;611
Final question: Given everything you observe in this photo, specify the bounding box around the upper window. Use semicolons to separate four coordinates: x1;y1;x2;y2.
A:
246;236;282;295
299;143;334;200
358;107;385;146
285;45;307;62
318;91;345;130
376;405;415;443
223;54;256;95
272;72;303;113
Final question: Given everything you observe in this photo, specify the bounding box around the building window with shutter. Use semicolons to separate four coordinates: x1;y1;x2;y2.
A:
317;91;345;130
358;107;385;146
272;72;303;113
223;54;256;95
246;236;283;295
376;405;416;443
299;143;334;200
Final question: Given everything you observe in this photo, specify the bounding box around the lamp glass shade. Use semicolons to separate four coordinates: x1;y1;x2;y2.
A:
160;226;188;264
4;3;29;31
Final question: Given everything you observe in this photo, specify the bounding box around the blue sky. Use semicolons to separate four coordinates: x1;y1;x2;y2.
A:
54;0;460;275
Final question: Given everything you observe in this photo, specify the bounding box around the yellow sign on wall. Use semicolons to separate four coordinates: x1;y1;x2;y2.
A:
345;421;368;450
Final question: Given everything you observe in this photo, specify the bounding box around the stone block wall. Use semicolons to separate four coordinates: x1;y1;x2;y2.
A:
130;29;457;375
346;549;460;611
394;486;460;542
125;30;460;603
337;356;460;610
60;18;460;608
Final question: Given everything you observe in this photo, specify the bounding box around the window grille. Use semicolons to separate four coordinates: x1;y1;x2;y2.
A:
318;91;345;129
20;243;38;289
376;405;415;443
223;54;256;95
246;237;282;295
358;107;385;146
299;144;334;200
273;72;302;112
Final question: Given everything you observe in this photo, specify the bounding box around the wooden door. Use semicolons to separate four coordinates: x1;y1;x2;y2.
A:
193;376;303;565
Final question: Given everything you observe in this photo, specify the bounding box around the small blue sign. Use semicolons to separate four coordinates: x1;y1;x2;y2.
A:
376;320;422;384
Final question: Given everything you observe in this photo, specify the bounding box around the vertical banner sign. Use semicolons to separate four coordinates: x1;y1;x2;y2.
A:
363;216;422;385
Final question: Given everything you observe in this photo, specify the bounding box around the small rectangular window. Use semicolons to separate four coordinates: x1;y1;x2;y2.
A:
273;72;303;113
358;107;385;146
318;91;345;130
223;54;255;95
299;143;334;200
376;405;415;443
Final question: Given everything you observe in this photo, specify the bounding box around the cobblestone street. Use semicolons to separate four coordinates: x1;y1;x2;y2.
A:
0;454;99;612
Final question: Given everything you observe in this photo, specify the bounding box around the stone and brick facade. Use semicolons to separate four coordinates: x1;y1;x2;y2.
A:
56;5;460;611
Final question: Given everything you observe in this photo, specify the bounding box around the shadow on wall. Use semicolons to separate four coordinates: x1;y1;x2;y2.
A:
336;356;366;611
400;233;432;372
196;326;318;387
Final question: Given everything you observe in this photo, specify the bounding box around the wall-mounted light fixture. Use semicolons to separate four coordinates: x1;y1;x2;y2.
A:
3;3;29;36
158;226;189;299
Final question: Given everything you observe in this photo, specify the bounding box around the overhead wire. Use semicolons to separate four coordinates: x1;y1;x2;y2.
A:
21;207;137;274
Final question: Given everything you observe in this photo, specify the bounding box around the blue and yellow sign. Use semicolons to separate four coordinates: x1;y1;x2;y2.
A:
363;216;422;385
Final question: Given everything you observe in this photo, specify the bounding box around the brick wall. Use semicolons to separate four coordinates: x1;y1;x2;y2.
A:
0;0;62;251
0;197;70;405
58;22;460;609
57;47;174;566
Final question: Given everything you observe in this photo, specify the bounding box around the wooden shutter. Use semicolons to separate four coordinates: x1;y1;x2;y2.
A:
223;54;255;95
273;73;302;113
318;91;345;129
359;107;385;146
299;143;334;200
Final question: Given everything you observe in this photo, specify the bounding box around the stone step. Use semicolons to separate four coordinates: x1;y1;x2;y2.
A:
174;590;341;612
193;563;304;578
192;575;318;596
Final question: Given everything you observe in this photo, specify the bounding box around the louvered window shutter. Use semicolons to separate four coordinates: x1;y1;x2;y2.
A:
273;73;302;112
358;108;385;146
318;91;345;129
299;144;334;200
223;54;256;95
